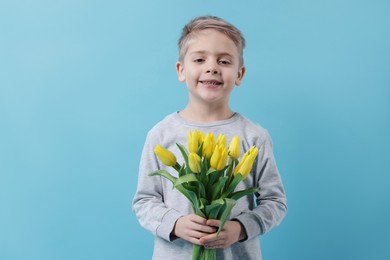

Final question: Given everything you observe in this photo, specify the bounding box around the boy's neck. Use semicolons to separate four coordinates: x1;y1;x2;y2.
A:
179;103;235;122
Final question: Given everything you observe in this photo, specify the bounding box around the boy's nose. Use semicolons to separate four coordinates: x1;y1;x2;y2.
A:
206;67;219;74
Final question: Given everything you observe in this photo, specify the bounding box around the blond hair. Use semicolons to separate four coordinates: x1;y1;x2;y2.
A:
178;16;246;65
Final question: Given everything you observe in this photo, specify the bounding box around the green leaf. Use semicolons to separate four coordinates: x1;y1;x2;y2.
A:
174;173;199;187
220;165;229;173
221;174;244;198
177;174;207;199
206;167;216;175
199;158;209;187
229;187;260;200
148;170;177;184
176;143;189;167
205;199;224;219
150;168;207;218
197;142;204;157
207;169;221;185
178;164;186;177
216;198;236;236
206;170;225;199
200;197;209;207
183;183;201;203
210;176;228;201
175;184;205;218
225;160;233;175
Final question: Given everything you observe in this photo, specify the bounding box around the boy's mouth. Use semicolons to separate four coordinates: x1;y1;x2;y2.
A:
199;80;223;86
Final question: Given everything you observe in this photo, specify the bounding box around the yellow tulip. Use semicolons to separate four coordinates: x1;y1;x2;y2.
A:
202;132;216;158
216;134;227;147
248;146;259;158
210;144;228;171
234;146;259;178
188;152;201;173
199;131;204;144
154;144;177;167
188;130;203;153
228;135;240;159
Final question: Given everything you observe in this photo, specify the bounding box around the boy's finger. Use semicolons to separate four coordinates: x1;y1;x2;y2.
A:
195;223;217;234
200;233;219;243
190;214;208;224
206;219;220;227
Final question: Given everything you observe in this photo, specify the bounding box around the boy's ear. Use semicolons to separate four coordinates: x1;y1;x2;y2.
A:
176;61;186;82
235;65;246;86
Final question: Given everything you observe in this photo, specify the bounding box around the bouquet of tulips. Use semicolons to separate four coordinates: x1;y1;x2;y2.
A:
149;130;260;260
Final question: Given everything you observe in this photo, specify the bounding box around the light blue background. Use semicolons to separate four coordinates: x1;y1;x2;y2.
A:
1;0;389;259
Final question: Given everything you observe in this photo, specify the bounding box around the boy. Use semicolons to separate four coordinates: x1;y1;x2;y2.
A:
133;16;287;259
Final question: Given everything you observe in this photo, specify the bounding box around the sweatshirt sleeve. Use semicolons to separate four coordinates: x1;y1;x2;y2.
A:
132;131;183;242
234;130;287;240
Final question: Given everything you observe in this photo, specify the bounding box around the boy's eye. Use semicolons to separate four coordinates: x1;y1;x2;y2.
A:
193;58;205;63
219;60;231;65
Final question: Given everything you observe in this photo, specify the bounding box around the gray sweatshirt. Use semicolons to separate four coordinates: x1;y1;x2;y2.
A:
132;112;287;260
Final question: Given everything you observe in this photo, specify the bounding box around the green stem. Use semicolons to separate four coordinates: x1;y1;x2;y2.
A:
173;162;181;172
223;158;235;193
203;248;216;260
192;244;203;260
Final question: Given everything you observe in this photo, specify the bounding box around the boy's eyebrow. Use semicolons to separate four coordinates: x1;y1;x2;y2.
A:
189;50;234;58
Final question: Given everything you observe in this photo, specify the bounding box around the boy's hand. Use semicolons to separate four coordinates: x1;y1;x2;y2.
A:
172;214;217;245
199;220;247;249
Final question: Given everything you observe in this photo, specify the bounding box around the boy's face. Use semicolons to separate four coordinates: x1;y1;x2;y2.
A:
176;29;245;107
